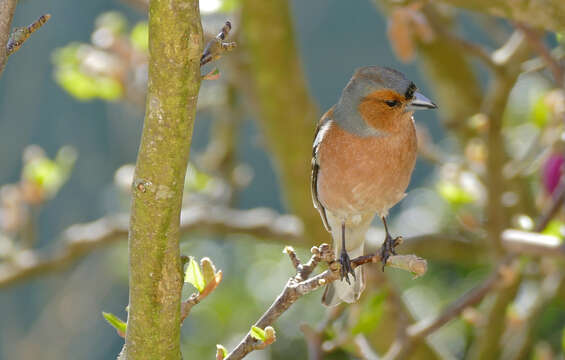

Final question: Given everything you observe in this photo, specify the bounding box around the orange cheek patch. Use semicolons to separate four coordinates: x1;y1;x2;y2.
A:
358;90;404;131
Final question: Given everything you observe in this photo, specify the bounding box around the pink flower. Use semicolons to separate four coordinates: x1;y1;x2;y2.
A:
543;153;564;195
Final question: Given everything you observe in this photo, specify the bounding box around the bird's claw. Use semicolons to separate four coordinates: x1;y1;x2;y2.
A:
380;234;401;271
339;249;356;284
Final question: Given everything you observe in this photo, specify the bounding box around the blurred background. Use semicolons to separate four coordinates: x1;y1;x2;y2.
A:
0;0;564;359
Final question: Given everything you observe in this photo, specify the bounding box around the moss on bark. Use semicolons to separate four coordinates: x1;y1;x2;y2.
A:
125;0;203;359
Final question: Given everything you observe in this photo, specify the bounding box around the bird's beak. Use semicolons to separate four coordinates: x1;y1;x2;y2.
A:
406;91;437;111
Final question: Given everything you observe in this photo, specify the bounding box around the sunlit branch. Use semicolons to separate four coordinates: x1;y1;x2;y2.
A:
224;244;427;360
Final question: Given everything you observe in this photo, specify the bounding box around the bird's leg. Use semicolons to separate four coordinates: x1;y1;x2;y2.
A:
338;222;355;284
379;217;401;271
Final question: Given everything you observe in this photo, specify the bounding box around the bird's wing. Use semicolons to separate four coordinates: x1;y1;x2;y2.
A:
311;108;333;232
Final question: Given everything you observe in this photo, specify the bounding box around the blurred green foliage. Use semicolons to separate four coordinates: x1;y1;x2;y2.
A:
350;290;386;335
130;22;149;52
52;44;123;101
436;181;475;207
23;146;77;199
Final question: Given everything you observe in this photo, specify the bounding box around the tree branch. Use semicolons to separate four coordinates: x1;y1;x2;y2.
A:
224;244;427;360
0;0;18;77
514;22;564;87
502;229;565;257
0;204;303;288
6;14;51;56
431;0;565;33
123;1;203;355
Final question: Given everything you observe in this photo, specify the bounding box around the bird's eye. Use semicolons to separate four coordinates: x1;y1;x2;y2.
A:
385;100;399;108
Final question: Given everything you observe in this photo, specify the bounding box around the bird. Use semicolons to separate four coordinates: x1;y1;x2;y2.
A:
311;66;437;306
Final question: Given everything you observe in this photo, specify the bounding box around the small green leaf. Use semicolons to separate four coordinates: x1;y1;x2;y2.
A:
102;312;126;333
250;326;266;341
216;344;228;358
184;257;206;292
202;67;221;80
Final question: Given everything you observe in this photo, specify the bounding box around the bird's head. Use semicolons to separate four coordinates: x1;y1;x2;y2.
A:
334;66;436;136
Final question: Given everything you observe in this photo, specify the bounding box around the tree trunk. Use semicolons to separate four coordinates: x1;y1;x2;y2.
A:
125;0;203;358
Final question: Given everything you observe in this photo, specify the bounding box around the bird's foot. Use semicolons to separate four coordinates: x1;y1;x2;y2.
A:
339;248;356;284
380;234;402;271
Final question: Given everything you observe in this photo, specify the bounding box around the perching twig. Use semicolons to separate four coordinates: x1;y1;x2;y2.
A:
224;244;427;360
6;14;50;56
200;21;237;66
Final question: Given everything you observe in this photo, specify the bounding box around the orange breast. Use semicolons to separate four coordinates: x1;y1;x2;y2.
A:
316;117;417;217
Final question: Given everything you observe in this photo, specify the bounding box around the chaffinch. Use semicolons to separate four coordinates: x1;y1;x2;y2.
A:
311;66;437;306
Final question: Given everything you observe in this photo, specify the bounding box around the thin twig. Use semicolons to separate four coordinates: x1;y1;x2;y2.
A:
534;178;565;232
492;31;529;67
200;21;236;66
354;334;380;360
522;48;565;74
503;270;564;359
439;29;498;71
181;271;222;322
515;22;564;87
502;229;565;257
224;244;427;360
6;14;51;56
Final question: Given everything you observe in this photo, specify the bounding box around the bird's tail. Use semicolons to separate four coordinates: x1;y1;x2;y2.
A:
322;241;365;307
